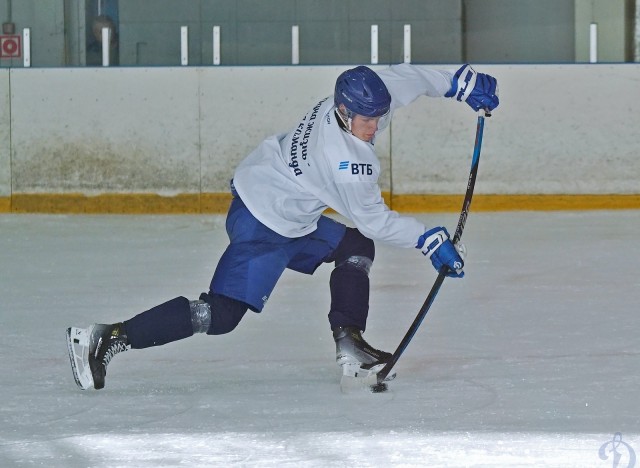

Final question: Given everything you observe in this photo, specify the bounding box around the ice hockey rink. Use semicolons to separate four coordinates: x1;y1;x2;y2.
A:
1;210;638;467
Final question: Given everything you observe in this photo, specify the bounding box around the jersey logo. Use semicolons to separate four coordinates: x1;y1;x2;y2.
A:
338;161;373;175
350;163;373;175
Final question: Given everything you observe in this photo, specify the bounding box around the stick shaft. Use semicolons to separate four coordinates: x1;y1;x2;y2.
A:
376;114;485;383
453;115;484;243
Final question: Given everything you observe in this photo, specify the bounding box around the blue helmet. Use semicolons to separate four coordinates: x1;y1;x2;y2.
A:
334;66;391;118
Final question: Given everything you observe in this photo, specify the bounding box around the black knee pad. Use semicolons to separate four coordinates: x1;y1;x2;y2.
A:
332;228;375;266
200;292;249;335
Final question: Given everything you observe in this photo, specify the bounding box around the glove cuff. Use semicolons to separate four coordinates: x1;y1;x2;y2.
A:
445;64;477;103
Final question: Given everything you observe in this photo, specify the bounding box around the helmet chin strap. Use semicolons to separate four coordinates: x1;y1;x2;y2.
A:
335;106;354;134
335;106;378;144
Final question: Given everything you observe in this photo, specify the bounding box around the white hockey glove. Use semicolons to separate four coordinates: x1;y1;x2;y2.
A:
417;227;466;278
446;64;499;113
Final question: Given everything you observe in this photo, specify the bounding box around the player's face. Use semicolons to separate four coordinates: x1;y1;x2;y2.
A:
351;114;381;142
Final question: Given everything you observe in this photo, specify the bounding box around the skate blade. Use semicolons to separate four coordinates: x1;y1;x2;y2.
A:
339;363;389;394
341;363;396;380
340;373;388;394
66;326;94;390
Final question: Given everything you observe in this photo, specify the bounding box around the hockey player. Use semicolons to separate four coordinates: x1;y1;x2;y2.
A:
67;63;499;390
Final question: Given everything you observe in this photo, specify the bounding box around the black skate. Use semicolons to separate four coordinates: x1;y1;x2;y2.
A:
333;326;395;381
66;323;130;390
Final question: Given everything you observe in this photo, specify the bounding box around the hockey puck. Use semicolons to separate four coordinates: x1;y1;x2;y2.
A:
370;382;388;393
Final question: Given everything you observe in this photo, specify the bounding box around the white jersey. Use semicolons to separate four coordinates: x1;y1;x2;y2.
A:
233;63;454;249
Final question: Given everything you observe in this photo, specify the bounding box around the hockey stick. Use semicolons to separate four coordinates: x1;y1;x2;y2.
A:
371;113;487;391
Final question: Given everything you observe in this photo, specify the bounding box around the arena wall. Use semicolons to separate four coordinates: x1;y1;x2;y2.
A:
1;64;638;213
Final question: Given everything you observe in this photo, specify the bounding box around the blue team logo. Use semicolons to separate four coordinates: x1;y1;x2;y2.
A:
338;160;373;175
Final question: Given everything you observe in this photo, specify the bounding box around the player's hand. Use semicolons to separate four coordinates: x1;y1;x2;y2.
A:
446;64;499;113
417;227;465;278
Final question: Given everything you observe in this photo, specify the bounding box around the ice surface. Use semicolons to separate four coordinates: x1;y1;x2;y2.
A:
1;211;639;467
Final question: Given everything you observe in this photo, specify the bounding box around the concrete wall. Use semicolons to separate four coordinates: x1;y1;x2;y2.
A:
1;64;639;213
10;67;201;194
1;1;637;67
0;0;66;67
0;69;9;209
575;0;635;62
464;0;575;63
119;0;463;66
394;64;640;195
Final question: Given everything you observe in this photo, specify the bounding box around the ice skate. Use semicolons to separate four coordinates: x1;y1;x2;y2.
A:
333;326;395;382
66;323;130;390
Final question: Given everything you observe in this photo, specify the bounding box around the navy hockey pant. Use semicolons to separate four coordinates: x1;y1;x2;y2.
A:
125;195;375;349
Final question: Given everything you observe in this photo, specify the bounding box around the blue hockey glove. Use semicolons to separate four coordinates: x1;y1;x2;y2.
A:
445;64;499;113
417;227;465;278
